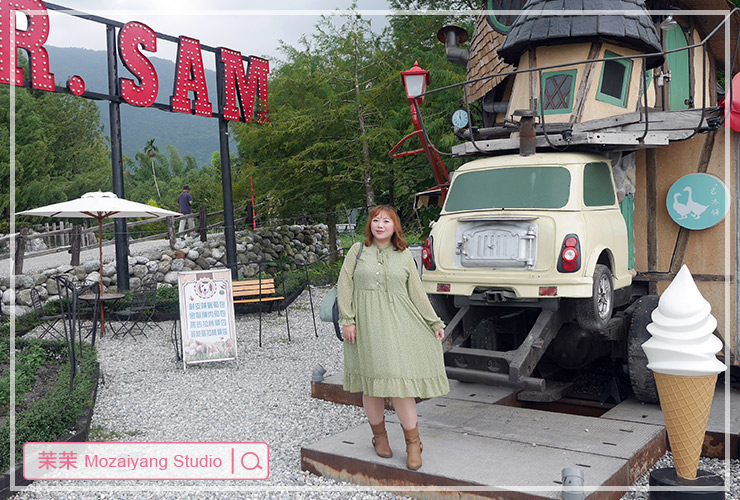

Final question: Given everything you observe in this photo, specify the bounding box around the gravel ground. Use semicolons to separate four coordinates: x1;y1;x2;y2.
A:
12;286;739;500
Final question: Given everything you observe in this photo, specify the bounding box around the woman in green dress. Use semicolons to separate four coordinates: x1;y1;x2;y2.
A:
338;205;449;470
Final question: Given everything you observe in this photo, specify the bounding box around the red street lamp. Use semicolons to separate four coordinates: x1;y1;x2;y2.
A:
400;61;430;105
390;61;449;205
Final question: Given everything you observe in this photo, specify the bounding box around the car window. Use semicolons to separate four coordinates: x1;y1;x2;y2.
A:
583;162;616;206
444;167;571;212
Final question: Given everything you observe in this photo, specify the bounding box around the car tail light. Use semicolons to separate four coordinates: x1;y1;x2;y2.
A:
421;237;436;270
557;234;581;273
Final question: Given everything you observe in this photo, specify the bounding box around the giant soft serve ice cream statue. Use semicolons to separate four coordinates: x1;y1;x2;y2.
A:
641;265;727;480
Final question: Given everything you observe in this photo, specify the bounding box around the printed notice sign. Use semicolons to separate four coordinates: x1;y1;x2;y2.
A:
178;270;237;365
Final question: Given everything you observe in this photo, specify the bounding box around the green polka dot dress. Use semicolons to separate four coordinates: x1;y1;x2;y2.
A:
338;241;450;398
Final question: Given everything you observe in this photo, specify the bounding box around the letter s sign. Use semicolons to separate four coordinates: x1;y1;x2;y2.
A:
118;21;159;107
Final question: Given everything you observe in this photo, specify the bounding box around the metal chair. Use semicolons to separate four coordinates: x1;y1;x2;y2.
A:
30;288;64;340
111;284;158;339
75;280;101;341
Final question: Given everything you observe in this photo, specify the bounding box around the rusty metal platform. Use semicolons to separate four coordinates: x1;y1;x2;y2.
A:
303;378;669;500
601;384;740;460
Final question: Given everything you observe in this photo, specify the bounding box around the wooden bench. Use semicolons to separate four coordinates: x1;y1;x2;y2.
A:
232;278;284;305
232;277;290;347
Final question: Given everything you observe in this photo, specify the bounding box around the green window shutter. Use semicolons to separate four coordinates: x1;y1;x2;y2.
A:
620;194;635;269
595;51;633;108
665;25;690;110
540;70;577;115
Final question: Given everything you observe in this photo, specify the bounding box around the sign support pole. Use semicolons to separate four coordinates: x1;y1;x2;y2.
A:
106;24;130;291
215;48;238;280
218;118;238;281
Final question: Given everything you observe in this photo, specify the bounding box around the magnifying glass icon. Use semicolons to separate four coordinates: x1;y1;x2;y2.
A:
240;452;263;470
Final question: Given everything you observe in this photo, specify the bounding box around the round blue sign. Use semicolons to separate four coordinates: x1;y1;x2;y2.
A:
666;174;730;230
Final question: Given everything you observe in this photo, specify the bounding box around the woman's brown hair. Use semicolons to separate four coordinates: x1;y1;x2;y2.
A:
364;205;408;251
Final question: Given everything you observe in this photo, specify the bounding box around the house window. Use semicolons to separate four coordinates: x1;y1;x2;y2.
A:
541;70;577;114
596;51;632;108
485;0;525;34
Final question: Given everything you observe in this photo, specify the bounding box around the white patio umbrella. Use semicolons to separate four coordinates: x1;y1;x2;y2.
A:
18;191;179;328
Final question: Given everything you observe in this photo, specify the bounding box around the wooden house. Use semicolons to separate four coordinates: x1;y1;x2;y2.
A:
433;0;739;359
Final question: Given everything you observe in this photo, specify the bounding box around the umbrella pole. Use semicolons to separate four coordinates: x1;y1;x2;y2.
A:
98;218;105;334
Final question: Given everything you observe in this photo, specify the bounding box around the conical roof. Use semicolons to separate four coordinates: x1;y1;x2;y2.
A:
498;0;664;69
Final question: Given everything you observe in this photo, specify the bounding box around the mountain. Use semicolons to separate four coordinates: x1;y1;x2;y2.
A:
45;46;225;167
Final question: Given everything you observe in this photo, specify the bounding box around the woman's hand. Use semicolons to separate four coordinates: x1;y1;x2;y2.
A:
343;324;357;343
434;328;445;340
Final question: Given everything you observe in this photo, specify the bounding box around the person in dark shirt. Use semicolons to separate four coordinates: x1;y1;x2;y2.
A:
177;185;194;239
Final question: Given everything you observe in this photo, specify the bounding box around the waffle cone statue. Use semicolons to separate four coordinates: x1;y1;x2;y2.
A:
641;265;726;480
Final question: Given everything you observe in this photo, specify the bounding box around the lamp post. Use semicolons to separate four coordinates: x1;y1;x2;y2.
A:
400;61;430;129
400;61;430;104
390;61;450;204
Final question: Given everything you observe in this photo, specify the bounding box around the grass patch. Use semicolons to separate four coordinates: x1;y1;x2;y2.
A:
0;338;97;473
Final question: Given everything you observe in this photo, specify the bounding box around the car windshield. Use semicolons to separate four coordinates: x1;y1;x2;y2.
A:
444;166;571;212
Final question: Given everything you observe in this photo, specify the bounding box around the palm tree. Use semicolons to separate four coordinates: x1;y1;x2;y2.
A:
144;138;162;199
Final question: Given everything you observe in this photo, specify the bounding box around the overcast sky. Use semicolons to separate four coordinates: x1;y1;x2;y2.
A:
35;0;394;69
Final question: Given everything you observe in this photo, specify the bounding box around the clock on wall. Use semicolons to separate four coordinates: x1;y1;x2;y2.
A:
451;109;470;128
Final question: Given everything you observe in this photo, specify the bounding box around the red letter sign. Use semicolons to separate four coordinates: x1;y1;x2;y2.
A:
219;49;269;123
118;21;158;107
171;36;212;117
247;57;269;124
0;0;55;90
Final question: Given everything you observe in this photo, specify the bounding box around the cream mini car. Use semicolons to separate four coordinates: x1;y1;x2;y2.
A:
420;152;632;331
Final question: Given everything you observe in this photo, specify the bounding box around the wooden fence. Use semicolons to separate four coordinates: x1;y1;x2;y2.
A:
1;204;254;274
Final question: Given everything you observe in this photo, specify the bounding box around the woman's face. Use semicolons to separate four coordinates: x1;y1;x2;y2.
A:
370;211;394;246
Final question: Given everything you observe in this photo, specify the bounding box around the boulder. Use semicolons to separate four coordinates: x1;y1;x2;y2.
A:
12;275;34;289
2;303;31;317
163;271;179;285
83;260;101;273
34;286;49;301
132;264;148;278
16;289;33;307
159;260;172;274
46;278;59;295
102;264;116;277
73;266;87;281
170;259;185;272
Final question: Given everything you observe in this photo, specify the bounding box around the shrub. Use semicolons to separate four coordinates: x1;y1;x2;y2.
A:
0;339;97;473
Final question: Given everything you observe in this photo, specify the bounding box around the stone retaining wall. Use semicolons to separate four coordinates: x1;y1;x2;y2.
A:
1;225;332;317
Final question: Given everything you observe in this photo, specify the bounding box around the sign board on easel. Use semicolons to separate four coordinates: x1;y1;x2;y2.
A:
177;269;237;368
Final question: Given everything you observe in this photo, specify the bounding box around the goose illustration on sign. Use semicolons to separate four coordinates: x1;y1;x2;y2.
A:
666;174;730;230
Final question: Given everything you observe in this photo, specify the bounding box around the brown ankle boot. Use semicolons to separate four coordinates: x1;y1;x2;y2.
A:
370;421;392;458
402;424;423;470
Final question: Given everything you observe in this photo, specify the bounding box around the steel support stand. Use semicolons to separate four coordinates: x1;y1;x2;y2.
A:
107;24;129;291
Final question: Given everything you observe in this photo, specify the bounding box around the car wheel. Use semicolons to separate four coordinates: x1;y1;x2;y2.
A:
575;264;613;332
627;295;660;404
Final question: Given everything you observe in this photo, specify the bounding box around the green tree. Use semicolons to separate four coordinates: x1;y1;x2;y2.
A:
1;81;111;219
143;138;162;200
